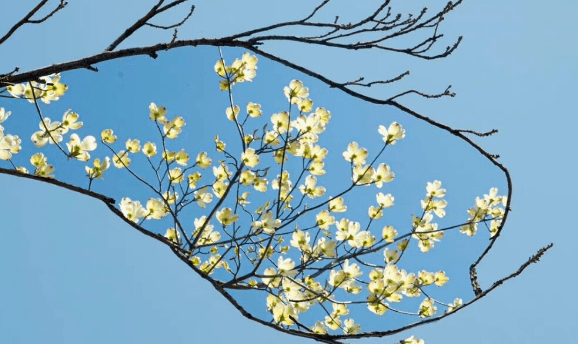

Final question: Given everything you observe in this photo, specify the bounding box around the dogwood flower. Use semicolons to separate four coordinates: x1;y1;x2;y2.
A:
374;163;394;187
297;98;313;112
101;129;117;143
271;112;290;134
164;116;185;139
426;180;446;198
343;142;368;165
125;138;140;153
272;302;297;326
164;228;181;244
316;210;335;229
419;298;437;318
226;105;240;121
168;167;184;183
112;150;131;168
290;230;311;251
61;110;83;132
324;315;342;331
329;197;347;212
253;177;268;192
311;321;328;335
447;298;463;313
353;164;374;185
299;175;325;198
144;198;169;219
216;207;238;226
376;193;394;208
277;256;297;277
196;151;212;168
187;172;201;189
262;268;281;288
402;336;425;344
30;152;55;178
213;164;232;181
194;187;213;208
31;118;64;147
149;103;168;123
251;211;281;234
0;108;11;132
0;133;21;160
85;157;111;180
343;318;361;335
163;190;178;204
284;80;309;104
241;147;259;167
212;180;228;198
119;198;147;223
175;149;189;166
142;142;157;157
435;271;449;287
378;122;405;145
368;206;383;219
332;303;350;316
67;134;97;161
384;248;400;264
247;102;262;117
382;225;398;243
312;237;336;258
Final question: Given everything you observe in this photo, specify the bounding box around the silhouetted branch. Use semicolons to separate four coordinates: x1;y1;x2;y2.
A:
145;5;195;30
456;128;499;137
105;0;191;51
334;70;410;88
0;0;67;46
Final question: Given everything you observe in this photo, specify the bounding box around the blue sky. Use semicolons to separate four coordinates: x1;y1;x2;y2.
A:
0;1;575;343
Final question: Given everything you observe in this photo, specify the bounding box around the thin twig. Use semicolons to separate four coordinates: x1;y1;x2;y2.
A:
0;0;67;46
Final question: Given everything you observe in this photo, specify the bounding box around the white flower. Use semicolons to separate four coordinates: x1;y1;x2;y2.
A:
119;198;147;223
251;211;281;234
0;132;21;160
378;122;405;145
31;118;64;147
67;134;97;161
0;107;12;132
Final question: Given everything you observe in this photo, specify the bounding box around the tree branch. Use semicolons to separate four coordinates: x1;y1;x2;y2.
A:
0;0;68;47
105;0;191;51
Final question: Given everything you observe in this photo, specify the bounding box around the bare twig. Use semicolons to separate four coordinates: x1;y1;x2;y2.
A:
456;128;499;137
145;5;195;30
334;70;410;88
105;0;191;51
0;0;67;46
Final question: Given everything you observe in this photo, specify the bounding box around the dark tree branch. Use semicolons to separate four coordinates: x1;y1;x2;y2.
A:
456;128;499;137
0;38;255;88
105;0;191;51
0;1;551;342
0;167;189;255
0;0;68;46
145;5;195;30
333;70;410;88
0;67;20;80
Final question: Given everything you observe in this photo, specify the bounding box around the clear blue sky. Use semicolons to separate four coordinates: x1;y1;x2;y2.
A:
0;1;575;343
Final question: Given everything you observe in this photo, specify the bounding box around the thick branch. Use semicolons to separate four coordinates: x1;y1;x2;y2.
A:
0;38;254;88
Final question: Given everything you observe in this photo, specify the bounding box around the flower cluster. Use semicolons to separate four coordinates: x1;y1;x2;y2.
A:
461;188;507;237
7;74;68;104
411;180;447;253
214;52;258;91
0;53;505;343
